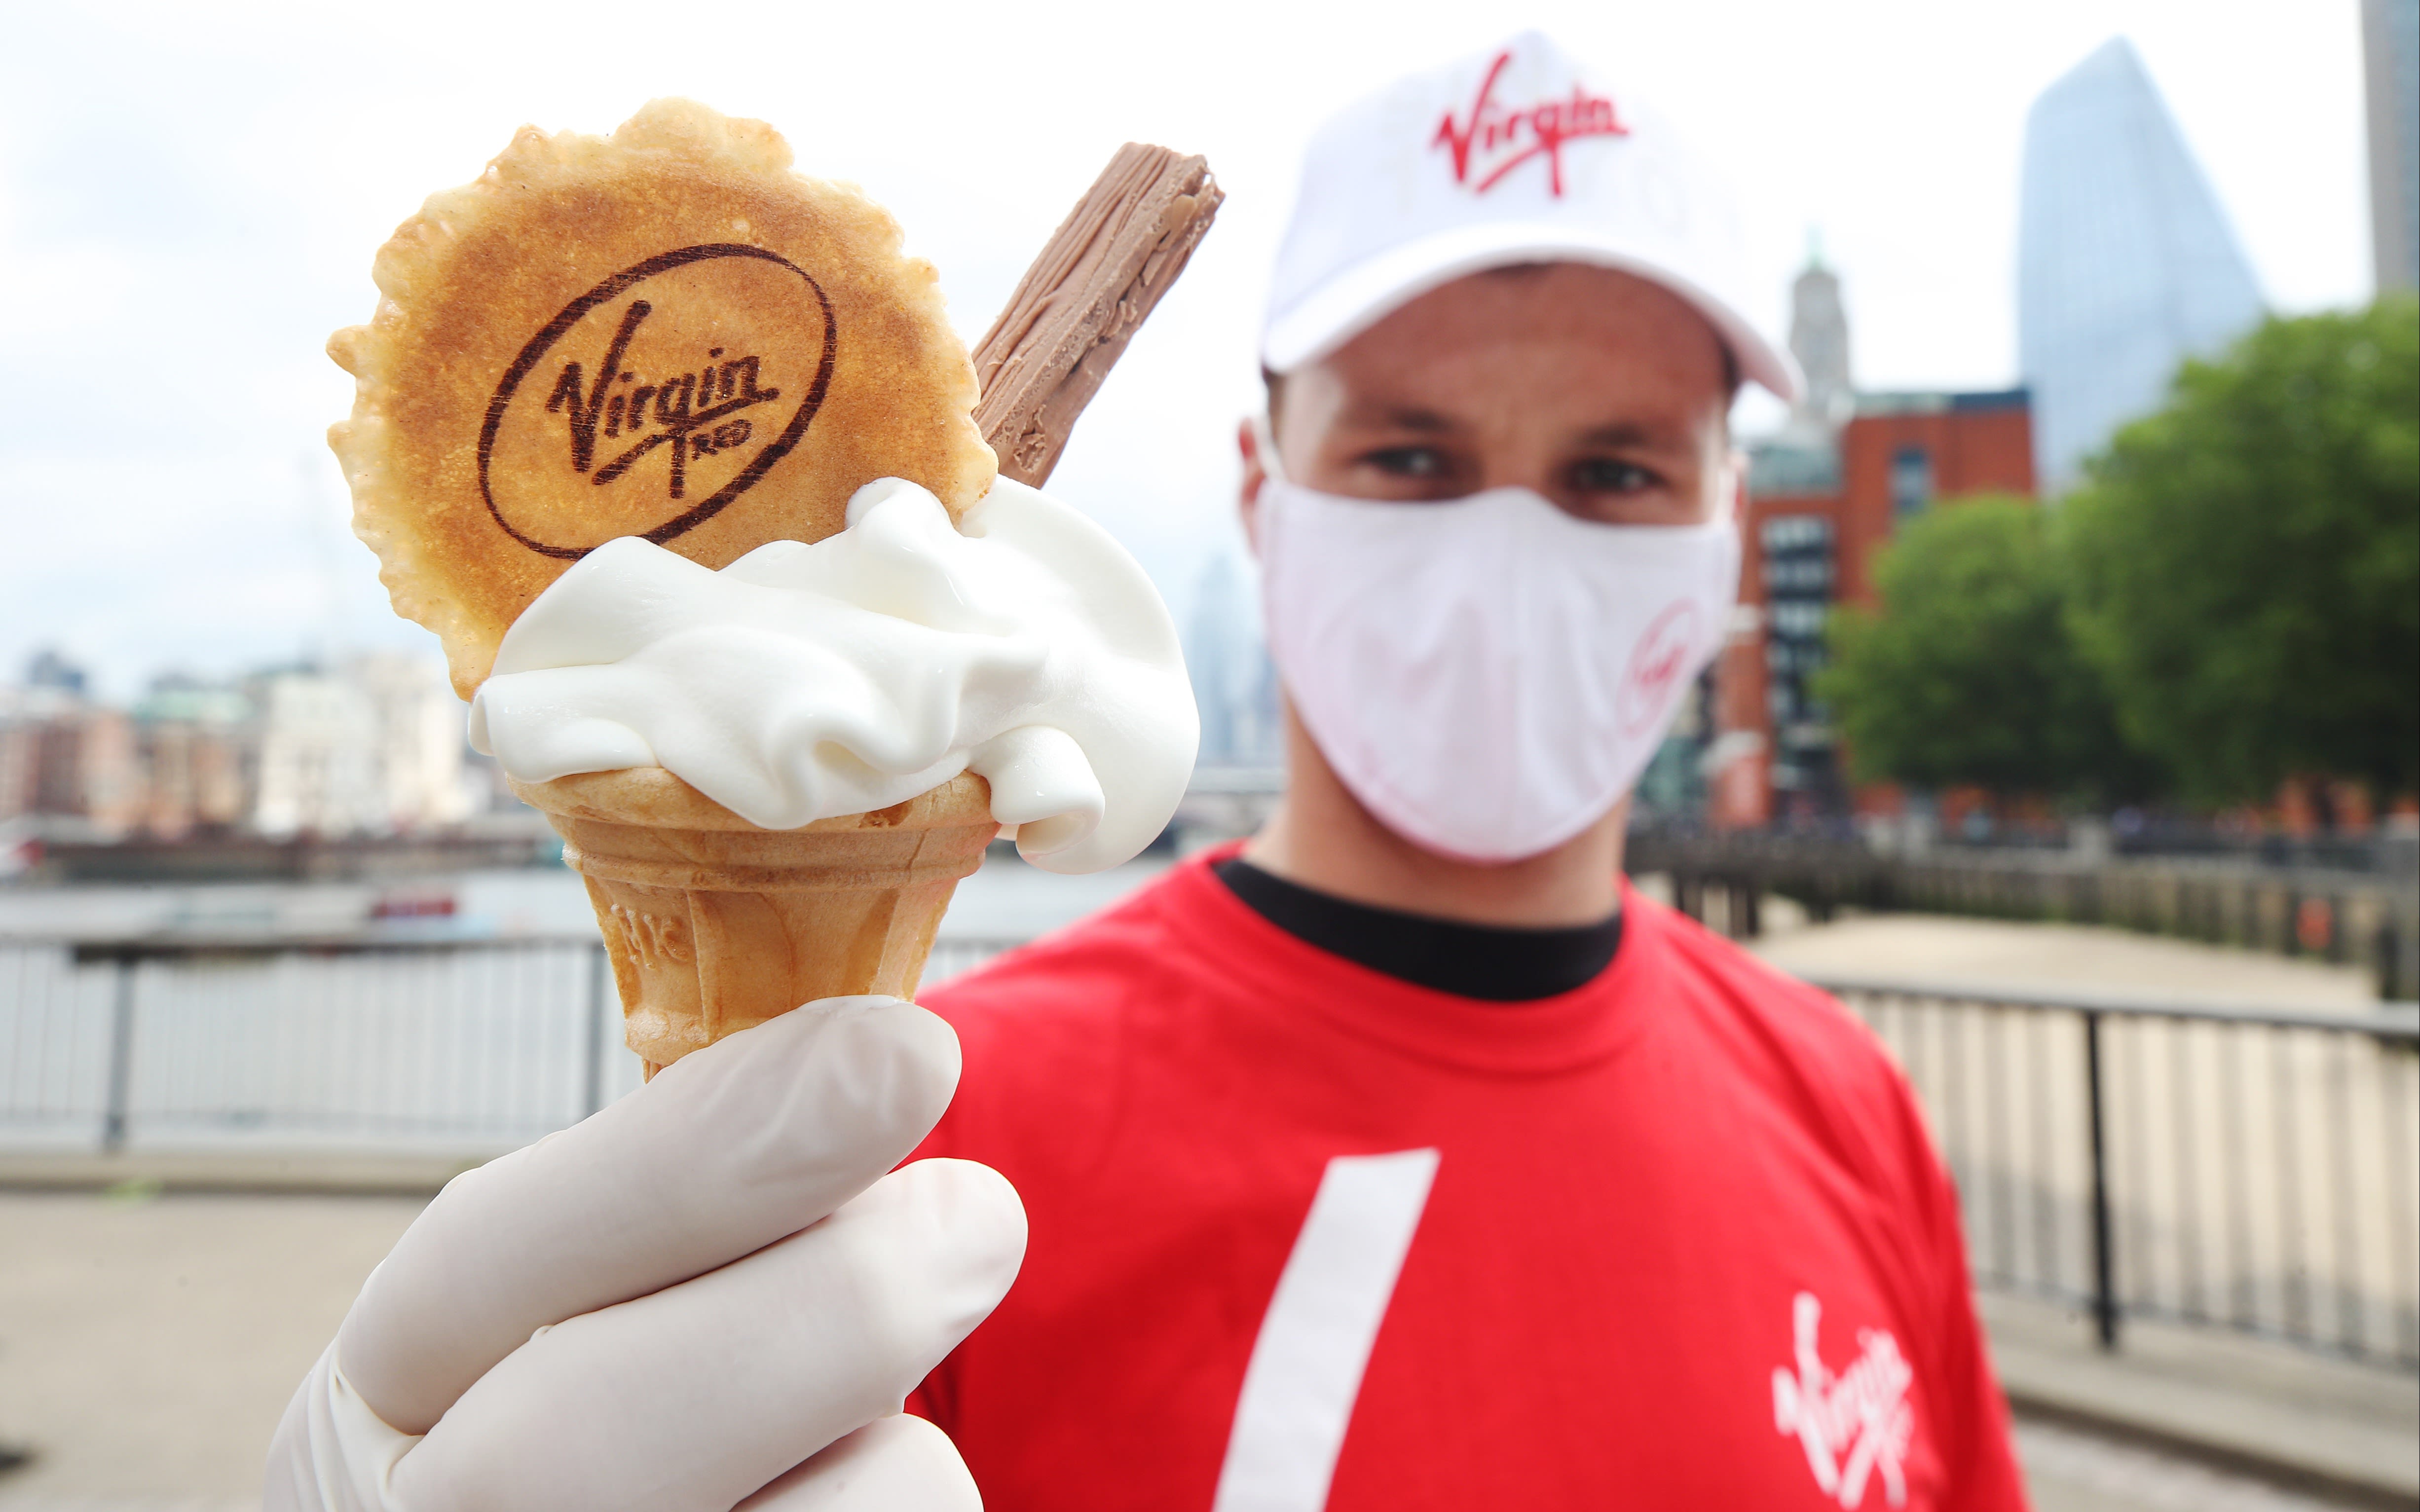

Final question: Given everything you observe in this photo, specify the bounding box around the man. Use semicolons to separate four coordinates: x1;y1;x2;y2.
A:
267;33;2024;1512
903;32;2024;1511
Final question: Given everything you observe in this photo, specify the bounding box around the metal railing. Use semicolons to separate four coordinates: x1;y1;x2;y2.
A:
5;934;2413;1367
0;934;1023;1154
1627;829;2420;998
1817;976;2420;1368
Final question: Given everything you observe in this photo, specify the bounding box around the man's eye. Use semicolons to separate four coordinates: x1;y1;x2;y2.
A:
1365;446;1450;479
1571;457;1660;493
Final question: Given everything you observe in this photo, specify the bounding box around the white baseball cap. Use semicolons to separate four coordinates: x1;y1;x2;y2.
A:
1262;30;1798;400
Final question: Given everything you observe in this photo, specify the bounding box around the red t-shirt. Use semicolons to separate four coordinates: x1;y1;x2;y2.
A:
907;848;2027;1512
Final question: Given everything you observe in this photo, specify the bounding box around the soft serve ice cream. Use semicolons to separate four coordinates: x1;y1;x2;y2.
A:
470;478;1197;875
328;100;1225;1069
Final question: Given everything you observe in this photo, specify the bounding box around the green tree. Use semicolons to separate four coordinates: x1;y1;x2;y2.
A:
2063;298;2420;804
1817;496;2149;800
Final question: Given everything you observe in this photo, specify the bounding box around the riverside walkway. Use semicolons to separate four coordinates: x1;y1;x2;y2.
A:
2;911;2412;1510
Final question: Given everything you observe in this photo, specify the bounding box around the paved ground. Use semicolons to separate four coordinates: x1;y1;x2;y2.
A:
0;1190;421;1504
1984;1290;2417;1508
2013;1418;2379;1512
1747;907;2385;1006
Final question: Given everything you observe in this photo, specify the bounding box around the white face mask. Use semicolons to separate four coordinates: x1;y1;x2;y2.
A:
1253;432;1740;863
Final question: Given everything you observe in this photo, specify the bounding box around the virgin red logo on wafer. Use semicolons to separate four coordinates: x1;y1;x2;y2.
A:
482;244;838;560
327;99;997;698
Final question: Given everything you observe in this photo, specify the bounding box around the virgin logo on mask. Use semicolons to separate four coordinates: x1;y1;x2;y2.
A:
1431;49;1630;198
1618;601;1702;738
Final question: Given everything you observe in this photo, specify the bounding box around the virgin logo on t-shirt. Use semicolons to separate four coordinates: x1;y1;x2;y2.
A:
1772;1291;1915;1509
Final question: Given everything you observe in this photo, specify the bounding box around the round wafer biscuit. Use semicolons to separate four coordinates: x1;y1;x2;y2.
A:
330;99;997;697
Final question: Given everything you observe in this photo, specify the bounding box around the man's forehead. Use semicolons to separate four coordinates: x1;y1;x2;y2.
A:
1302;277;1729;412
1319;389;1713;451
1377;262;1727;351
1272;263;1731;411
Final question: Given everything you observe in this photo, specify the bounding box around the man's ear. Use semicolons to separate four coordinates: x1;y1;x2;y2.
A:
1238;416;1267;555
1721;446;1749;521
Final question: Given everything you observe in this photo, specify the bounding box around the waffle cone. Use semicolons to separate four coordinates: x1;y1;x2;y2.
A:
510;769;996;1076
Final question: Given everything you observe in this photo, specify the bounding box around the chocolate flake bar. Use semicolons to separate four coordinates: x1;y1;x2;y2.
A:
973;144;1224;486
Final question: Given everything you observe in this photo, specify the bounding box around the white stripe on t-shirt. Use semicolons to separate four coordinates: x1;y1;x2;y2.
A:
1211;1147;1441;1512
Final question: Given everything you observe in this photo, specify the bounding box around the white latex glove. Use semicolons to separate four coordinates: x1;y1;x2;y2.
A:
263;995;1023;1512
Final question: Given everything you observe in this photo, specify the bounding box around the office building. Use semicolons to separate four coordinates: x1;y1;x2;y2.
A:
0;654;142;837
1788;252;1854;434
132;676;253;837
350;652;473;831
248;655;471;837
249;669;383;837
2018;38;2263;490
2368;0;2420;292
1186;555;1283;773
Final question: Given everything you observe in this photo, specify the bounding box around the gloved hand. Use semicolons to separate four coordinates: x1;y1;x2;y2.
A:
263;995;1023;1512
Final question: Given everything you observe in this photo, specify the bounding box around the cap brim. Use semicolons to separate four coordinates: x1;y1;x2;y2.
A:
1262;222;1800;402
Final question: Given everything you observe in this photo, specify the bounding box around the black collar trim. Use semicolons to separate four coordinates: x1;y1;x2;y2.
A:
1211;856;1622;1002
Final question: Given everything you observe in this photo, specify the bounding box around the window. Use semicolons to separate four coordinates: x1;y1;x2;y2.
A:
1891;445;1933;518
1756;513;1836;750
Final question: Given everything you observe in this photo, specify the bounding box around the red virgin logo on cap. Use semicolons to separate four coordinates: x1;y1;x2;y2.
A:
1432;50;1630;198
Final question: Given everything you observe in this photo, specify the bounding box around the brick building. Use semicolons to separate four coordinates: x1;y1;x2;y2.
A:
131;680;255;837
1711;390;2037;828
1;651;479;846
0;692;142;836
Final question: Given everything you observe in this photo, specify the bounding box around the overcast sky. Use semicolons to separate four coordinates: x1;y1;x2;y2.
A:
0;0;2379;699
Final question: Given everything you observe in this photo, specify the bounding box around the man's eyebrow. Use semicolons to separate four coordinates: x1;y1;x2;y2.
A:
1337;402;1463;434
1575;420;1691;450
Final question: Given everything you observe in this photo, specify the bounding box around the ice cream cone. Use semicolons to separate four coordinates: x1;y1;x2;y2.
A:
509;768;997;1077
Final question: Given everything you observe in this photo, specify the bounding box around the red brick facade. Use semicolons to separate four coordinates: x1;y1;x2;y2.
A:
1712;393;2037;828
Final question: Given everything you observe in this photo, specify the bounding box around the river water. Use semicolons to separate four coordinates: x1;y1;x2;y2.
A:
0;848;1175;946
0;852;1173;1155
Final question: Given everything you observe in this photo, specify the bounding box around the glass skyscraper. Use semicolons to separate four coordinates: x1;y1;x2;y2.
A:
2366;0;2420;294
2018;38;2264;491
1185;554;1282;771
